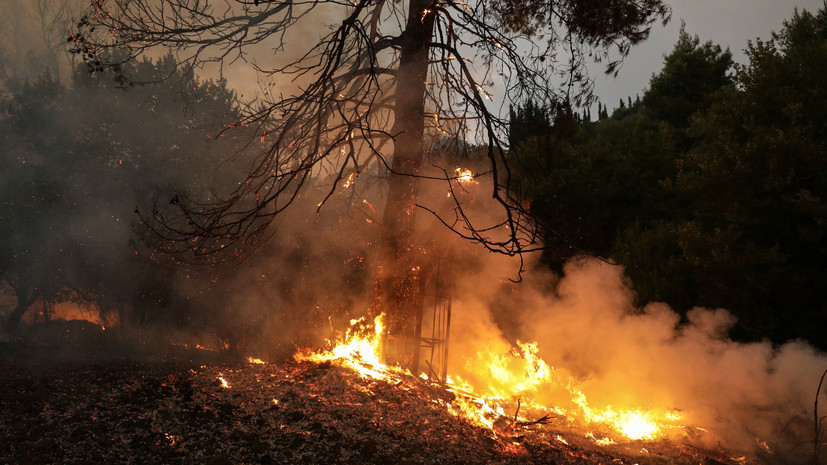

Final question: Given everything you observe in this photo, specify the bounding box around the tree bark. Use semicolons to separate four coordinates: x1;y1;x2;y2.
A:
3;282;37;333
374;0;436;370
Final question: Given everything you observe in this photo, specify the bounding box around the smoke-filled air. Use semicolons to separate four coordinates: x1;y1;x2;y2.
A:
2;1;827;464
450;253;825;454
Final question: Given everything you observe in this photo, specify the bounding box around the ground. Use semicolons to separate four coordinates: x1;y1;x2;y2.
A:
0;323;759;465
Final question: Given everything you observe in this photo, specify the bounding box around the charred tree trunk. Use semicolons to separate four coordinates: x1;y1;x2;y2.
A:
3;282;37;332
374;0;436;370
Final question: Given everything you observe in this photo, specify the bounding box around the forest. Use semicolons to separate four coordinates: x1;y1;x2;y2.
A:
2;2;825;352
510;7;827;349
1;1;827;464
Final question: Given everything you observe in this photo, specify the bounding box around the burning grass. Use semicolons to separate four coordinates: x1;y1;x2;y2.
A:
0;320;782;464
0;357;751;465
291;314;769;464
297;315;687;443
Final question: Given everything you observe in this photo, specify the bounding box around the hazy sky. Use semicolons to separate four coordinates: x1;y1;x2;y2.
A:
4;0;821;113
593;0;825;108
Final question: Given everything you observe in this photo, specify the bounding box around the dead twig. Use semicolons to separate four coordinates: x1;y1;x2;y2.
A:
516;414;550;427
813;367;827;465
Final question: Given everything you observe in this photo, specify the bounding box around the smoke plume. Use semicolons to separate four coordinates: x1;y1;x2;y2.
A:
448;251;825;457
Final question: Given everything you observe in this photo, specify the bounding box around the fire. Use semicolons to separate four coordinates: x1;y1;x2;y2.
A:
295;315;395;380
247;357;266;364
444;389;508;430
455;167;475;184
613;411;659;440
464;341;551;396
296;315;689;445
568;383;682;441
474;84;493;101
586;432;615;445
217;374;230;389
343;172;357;189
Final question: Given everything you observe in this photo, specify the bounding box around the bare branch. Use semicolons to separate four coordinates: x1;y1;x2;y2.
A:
72;0;670;265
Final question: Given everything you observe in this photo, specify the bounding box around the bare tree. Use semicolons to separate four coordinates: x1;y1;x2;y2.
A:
0;0;80;85
32;0;78;81
0;8;26;84
70;0;669;367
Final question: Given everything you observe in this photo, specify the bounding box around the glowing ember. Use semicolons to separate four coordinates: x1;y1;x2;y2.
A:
164;432;181;446
455;167;475;184
297;315;689;444
343;172;357;189
474;84;493;101
247;357;266;364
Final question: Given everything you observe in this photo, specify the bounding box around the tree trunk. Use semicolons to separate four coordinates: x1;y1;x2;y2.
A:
3;284;36;333
374;0;436;370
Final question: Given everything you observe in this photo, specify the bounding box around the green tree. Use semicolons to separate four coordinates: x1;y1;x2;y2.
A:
513;101;683;270
514;4;827;349
667;5;827;344
511;23;736;270
642;25;733;128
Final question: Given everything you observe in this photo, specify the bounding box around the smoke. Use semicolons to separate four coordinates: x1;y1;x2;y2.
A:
0;0;85;84
448;252;826;456
196;2;349;101
2;3;824;460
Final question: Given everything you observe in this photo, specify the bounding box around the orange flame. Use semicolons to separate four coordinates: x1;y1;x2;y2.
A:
455;167;476;184
296;316;688;443
343;172;357;189
295;315;397;380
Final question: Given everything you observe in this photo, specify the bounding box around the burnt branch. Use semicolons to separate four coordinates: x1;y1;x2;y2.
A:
71;0;670;265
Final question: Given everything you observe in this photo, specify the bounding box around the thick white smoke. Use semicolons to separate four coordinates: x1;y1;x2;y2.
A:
448;253;825;457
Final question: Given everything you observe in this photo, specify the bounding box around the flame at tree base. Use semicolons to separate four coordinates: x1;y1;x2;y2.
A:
294;314;693;446
295;315;399;380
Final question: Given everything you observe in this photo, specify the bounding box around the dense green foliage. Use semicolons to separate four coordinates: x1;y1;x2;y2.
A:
642;24;732;128
513;6;827;348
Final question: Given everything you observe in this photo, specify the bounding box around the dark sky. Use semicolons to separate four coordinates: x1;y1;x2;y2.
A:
593;0;825;109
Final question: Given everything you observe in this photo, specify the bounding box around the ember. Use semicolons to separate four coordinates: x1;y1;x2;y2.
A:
6;360;713;465
295;314;689;446
455;167;476;184
0;338;764;465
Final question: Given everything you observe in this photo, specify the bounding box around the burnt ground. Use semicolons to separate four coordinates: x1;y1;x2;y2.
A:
0;323;765;465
